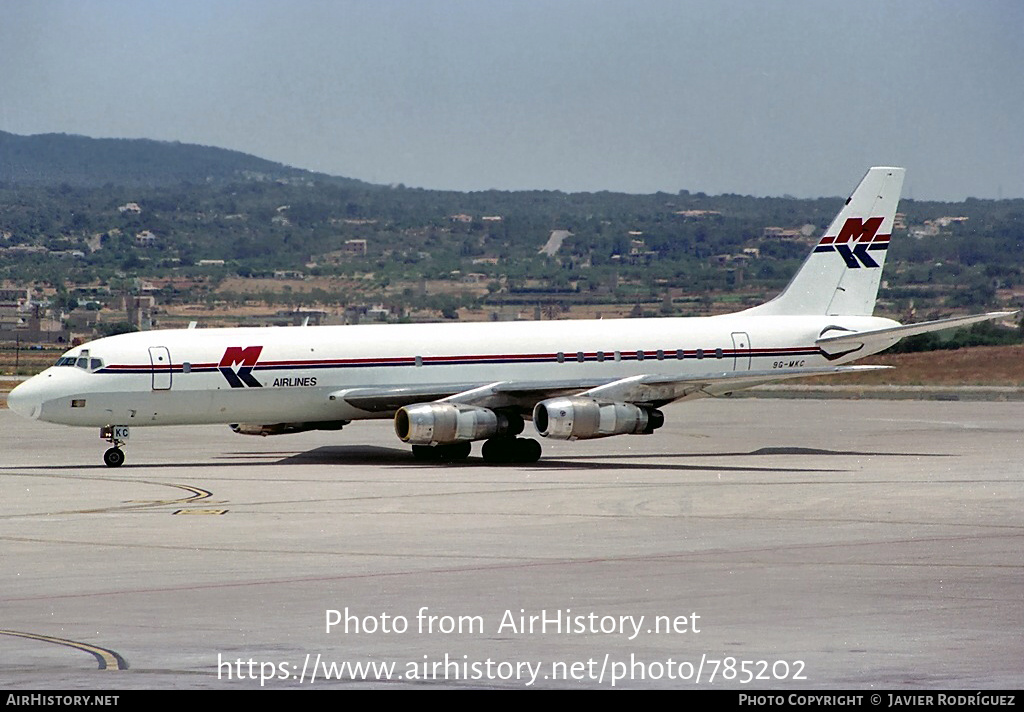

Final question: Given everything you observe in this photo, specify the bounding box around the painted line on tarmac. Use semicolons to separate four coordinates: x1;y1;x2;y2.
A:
0;629;128;670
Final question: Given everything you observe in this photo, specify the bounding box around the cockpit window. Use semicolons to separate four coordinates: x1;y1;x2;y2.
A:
54;353;103;372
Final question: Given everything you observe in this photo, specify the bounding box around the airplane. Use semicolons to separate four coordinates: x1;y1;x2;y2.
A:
6;167;1015;467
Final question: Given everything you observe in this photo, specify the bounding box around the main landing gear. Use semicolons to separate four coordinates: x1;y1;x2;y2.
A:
481;437;542;464
410;437;542;464
100;425;129;468
411;441;472;462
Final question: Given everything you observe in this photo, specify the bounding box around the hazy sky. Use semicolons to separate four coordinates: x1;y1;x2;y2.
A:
2;0;1021;200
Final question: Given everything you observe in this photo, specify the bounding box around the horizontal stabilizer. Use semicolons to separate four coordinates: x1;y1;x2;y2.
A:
816;311;1018;350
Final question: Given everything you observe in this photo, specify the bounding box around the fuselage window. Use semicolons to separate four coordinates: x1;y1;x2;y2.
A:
576;351;584;363
557;352;565;363
636;350;644;361
676;349;684;360
715;347;723;359
696;348;704;359
596;351;605;362
656;349;664;360
182;362;192;373
414;355;423;367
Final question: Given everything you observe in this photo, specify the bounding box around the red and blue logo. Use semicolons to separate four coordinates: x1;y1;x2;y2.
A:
813;217;889;268
219;346;263;388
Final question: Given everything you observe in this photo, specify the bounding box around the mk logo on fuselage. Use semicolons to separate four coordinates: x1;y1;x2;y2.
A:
219;346;263;388
814;217;889;268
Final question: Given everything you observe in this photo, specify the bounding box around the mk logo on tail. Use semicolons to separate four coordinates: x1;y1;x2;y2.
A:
219;346;263;388
813;217;889;268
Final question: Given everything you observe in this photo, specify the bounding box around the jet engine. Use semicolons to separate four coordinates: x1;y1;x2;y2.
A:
395;403;523;445
533;397;664;440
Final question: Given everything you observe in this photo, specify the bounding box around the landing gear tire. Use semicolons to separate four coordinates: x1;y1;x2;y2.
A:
103;447;125;468
515;438;542;463
411;441;472;462
412;445;438;461
480;438;506;463
437;441;471;462
481;437;542;464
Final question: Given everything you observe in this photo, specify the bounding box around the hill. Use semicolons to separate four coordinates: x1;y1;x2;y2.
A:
0;131;369;188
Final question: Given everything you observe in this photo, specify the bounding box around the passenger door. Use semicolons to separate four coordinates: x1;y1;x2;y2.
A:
148;346;172;390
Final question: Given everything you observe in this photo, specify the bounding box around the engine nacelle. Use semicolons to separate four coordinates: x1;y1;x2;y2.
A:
533;397;664;440
395;403;522;445
230;420;349;437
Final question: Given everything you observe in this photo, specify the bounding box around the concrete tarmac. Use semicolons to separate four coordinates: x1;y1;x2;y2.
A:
1;399;1022;689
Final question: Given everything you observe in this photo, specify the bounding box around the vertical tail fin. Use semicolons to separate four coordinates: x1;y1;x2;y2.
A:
744;167;905;316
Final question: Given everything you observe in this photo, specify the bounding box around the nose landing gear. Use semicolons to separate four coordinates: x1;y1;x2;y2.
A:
103;447;125;468
100;425;129;468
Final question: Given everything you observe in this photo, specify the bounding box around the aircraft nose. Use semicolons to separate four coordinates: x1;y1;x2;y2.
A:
6;378;43;420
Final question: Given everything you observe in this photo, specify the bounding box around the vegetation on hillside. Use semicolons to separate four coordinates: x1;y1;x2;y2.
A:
0;132;1021;326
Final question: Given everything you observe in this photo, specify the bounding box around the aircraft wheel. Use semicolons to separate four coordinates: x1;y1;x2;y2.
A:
482;437;541;464
412;445;439;461
438;441;472;462
513;438;542;463
103;447;125;468
481;438;511;464
412;442;471;462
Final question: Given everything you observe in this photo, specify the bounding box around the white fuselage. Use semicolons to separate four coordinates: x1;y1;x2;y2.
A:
9;313;897;428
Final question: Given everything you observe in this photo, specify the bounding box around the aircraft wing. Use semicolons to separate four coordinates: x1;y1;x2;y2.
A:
572;365;888;404
330;378;609;413
329;365;889;414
